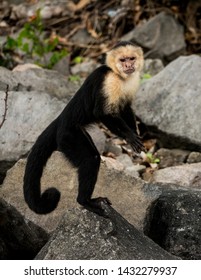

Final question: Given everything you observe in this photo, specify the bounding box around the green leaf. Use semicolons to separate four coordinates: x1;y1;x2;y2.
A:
47;49;68;68
19;25;31;38
21;42;30;53
146;152;160;164
146;152;153;160
5;37;18;50
73;56;84;64
44;37;59;53
69;75;81;82
143;73;152;79
141;73;152;84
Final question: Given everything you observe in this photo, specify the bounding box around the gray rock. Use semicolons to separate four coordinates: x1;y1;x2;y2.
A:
105;140;122;156
0;152;162;232
0;66;102;163
155;148;190;169
101;156;124;171
132;164;146;174
0;161;15;185
148;163;201;189
52;55;70;76
0;90;66;161
0;198;48;260
143;59;164;76
124;166;140;178
10;3;27;19
71;28;95;45
145;190;201;260
116;154;133;167
35;205;177;260
187;152;201;164
116;154;145;178
3;154;199;259
6;0;70;19
71;59;99;76
40;6;54;19
134;55;201;151
122;12;186;62
86;125;106;154
0;66;80;99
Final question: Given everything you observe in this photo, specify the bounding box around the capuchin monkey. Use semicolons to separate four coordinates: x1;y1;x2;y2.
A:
23;41;144;216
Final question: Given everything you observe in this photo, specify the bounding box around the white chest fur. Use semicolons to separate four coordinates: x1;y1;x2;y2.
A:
103;72;140;113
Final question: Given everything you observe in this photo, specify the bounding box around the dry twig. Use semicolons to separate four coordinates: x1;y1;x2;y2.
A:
0;84;9;129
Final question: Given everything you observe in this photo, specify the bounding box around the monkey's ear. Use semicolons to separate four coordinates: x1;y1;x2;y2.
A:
105;51;115;70
136;47;143;56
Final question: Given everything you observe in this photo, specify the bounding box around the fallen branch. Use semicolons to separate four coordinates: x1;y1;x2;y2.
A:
0;85;9;129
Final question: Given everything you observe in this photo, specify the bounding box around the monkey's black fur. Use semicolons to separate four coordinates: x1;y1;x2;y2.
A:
23;45;143;216
112;41;136;49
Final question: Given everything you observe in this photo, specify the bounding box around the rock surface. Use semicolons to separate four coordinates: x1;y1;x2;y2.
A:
144;190;201;260
0;66;79;99
0;65;82;163
0;90;66;161
35;204;178;260
187;152;201;164
122;12;186;62
148;162;201;189
0;67;107;182
134;55;201;151
0;152;162;232
0;198;48;260
155;148;190;169
143;59;164;76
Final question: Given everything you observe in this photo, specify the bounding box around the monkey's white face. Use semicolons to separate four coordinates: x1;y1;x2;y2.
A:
106;44;144;79
116;56;136;75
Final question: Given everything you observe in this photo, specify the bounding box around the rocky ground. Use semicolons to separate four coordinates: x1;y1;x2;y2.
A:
0;0;201;260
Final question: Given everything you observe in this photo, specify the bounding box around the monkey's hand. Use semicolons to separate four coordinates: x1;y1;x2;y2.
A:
101;116;145;154
129;133;145;154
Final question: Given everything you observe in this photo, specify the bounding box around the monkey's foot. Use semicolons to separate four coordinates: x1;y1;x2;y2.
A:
91;197;112;206
79;197;112;217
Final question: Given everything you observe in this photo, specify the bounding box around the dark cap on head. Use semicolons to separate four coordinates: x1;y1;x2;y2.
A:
112;41;137;50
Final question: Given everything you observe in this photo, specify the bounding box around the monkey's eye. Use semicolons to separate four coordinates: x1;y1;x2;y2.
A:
120;58;126;62
130;57;136;61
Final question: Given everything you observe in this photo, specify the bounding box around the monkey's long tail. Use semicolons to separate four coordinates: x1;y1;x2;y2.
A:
23;120;60;214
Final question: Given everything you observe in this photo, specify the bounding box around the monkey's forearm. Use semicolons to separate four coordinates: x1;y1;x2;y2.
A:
101;115;143;153
120;105;138;132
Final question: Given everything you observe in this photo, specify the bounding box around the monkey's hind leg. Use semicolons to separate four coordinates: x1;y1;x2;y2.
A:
76;156;112;216
76;129;111;216
59;127;111;216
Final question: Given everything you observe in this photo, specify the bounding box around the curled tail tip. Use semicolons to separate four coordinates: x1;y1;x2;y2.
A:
39;187;61;214
26;187;61;215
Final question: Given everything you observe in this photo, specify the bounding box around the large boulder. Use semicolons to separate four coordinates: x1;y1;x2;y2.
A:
0;65;82;163
0;198;48;260
0;66;79;99
0;152;162;232
2;154;200;259
0;90;66;161
144;190;201;260
122;12;186;62
35;205;178;260
0;66;105;172
134;55;201;151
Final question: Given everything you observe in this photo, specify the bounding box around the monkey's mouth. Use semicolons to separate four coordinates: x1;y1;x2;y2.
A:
124;68;135;74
